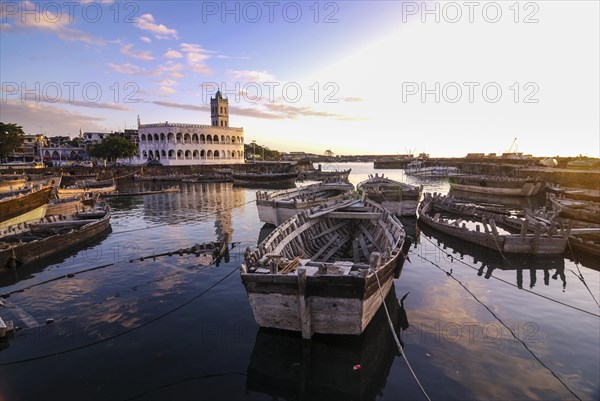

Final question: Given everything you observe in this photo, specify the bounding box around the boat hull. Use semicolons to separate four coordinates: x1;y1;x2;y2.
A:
0;206;111;269
449;177;543;196
56;184;117;199
232;172;298;189
241;255;398;335
0;185;53;229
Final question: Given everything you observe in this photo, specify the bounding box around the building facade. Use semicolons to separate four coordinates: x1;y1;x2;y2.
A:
138;91;244;165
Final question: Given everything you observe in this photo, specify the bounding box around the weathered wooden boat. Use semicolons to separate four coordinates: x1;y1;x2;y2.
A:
232;171;299;189
298;167;352;182
240;197;410;338
418;193;567;255
256;181;354;225
0;205;111;269
0;177;27;193
448;175;544;196
357;174;423;216
548;194;600;224
46;195;97;216
405;160;460;177
546;186;600;202
56;179;117;198
0;183;54;230
103;187;180;197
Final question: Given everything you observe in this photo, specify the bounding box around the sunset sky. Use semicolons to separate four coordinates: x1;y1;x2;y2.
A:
1;1;598;157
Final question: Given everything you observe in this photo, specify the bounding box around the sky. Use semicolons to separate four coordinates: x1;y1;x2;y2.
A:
0;0;598;157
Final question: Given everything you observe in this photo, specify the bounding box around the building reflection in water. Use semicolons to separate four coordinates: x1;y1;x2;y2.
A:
418;222;567;291
132;182;245;244
245;285;409;401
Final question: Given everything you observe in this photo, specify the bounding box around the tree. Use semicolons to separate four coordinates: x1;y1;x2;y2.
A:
89;136;138;161
0;122;25;159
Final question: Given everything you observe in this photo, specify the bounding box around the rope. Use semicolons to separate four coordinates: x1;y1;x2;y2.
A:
418;253;583;400
371;268;432;401
420;235;600;318
0;263;240;366
566;241;600;307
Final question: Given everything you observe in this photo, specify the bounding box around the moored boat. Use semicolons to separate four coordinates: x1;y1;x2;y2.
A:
232;171;298;189
547;193;600;224
240;197;410;339
0;177;27;193
448;175;544;196
357;174;422;216
0;183;54;229
256;181;354;225
57;179;117;198
418;193;567;255
0;205;111;269
405;160;460;177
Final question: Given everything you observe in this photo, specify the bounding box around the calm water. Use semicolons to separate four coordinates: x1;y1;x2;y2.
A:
0;162;598;401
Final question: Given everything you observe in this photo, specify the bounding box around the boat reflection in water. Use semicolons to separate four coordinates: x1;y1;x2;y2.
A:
418;223;567;290
246;285;408;401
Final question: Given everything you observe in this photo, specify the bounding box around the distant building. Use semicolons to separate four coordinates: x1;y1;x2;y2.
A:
138;91;244;165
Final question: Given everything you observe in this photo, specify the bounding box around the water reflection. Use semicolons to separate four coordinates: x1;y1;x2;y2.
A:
418;222;567;290
246;286;408;401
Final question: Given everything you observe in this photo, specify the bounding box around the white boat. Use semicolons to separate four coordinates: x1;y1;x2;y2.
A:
357;174;422;216
256;181;354;226
241;197;410;339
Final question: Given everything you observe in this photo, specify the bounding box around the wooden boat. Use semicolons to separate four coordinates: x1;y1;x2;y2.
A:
232;171;298;189
57;179;117;198
448;175;544;196
418;193;567;255
546;186;600;202
0;183;54;230
357;174;423;216
240;197;410;339
548;194;600;224
256;181;354;225
0;177;27;193
298;168;352;182
405;160;460;177
0;205;111;269
46;195;97;216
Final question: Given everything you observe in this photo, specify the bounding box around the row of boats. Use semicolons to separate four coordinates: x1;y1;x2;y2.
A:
240;173;599;339
0;174;115;270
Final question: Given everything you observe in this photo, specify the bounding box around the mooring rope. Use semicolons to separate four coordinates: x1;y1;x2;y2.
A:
566;240;600;307
420;235;600;318
417;253;583;401
371;268;433;401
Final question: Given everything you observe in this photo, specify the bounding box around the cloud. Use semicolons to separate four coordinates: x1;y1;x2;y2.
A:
341;97;364;103
159;87;176;96
135;13;178;40
1;1;106;45
108;62;158;76
140;36;152;43
150;99;348;120
157;79;177;87
227;70;276;82
152;101;208;112
120;44;154;61
1;100;106;136
179;43;212;75
164;49;183;59
158;61;185;79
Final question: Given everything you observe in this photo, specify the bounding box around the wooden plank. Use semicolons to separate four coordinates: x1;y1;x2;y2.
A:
352;238;360;263
320;234;351;262
297;269;312;339
360;225;381;253
309;220;350;240
310;233;340;261
358;232;370;261
327;212;381;219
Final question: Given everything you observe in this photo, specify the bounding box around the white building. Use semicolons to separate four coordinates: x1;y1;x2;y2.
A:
138;91;245;165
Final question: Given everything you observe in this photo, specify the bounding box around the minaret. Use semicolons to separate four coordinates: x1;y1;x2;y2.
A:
211;90;229;127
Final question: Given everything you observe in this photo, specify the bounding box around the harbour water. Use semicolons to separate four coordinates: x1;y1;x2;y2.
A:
0;163;598;400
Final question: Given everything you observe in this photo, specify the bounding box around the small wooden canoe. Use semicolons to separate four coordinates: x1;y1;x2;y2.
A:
357;174;422;216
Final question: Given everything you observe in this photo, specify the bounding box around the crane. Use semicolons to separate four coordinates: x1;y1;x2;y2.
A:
505;137;518;154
